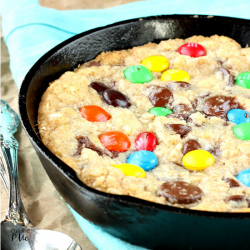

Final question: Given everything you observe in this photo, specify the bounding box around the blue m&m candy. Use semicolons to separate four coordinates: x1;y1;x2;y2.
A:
237;169;250;187
227;109;250;125
126;150;158;171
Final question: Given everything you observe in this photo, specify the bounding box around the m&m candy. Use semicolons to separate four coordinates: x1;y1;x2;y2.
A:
161;69;190;82
233;122;250;140
178;43;206;57
149;107;173;116
227;109;250;125
80;105;110;122
127;150;158;171
235;72;250;89
141;55;169;72
135;132;157;151
124;65;153;83
182;150;215;171
113;163;146;178
99;131;131;152
237;169;250;187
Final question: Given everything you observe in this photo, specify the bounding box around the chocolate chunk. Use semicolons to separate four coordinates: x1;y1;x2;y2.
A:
110;150;119;158
86;61;101;67
149;87;173;107
225;195;246;203
174;163;183;167
213;145;221;156
192;98;199;110
182;139;202;155
74;136;118;158
168;104;191;120
159;181;203;204
226;195;250;208
192;94;211;111
167;81;191;89
223;178;240;188
217;60;224;66
218;67;230;77
102;89;131;108
218;67;234;86
165;124;191;138
245;113;250;118
173;104;191;114
203;95;241;119
90;81;110;95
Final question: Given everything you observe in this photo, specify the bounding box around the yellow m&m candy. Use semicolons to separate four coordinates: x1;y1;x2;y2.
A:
141;56;169;72
182;150;214;171
161;69;190;82
112;163;146;178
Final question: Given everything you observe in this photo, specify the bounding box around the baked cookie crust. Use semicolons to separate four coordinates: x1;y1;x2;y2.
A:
38;35;250;212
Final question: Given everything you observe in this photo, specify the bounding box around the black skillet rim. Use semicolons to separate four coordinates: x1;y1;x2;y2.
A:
19;14;250;219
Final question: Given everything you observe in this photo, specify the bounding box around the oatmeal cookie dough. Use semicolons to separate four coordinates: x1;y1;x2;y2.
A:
38;35;250;212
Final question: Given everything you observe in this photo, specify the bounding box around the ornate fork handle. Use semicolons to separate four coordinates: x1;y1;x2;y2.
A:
0;133;33;227
0;149;9;191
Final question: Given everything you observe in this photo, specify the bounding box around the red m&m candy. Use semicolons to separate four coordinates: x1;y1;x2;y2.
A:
80;105;110;122
178;43;206;57
99;131;131;152
135;132;157;151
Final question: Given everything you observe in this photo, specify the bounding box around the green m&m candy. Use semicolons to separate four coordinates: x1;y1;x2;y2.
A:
124;65;153;84
149;107;173;116
233;122;250;140
235;72;250;89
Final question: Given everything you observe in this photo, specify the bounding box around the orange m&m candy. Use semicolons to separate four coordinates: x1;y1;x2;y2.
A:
99;131;131;152
80;105;110;122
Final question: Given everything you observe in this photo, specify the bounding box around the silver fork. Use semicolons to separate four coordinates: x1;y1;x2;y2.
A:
0;100;82;250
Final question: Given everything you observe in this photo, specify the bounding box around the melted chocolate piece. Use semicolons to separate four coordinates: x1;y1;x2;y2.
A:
159;181;203;204
192;94;211;111
90;81;110;95
182;139;202;155
203;95;241;119
168;104;191;121
218;67;230;77
167;81;191;89
192;98;199;110
102;89;131;108
213;145;221;156
173;104;191;114
165;124;191;138
218;67;234;86
174;163;183;167
149;87;173;108
245;113;250;118
74;136;118;158
225;196;250;207
225;195;246;203
223;178;240;188
86;61;101;67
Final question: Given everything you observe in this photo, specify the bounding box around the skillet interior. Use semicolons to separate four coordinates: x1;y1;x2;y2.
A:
19;15;250;249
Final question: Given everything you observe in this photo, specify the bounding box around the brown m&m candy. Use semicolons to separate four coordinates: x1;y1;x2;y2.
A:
159;181;203;204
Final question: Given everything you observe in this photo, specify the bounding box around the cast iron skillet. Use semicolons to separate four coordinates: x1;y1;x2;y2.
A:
19;15;250;250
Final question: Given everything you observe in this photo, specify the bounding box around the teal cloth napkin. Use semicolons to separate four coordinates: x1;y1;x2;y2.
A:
1;0;250;249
